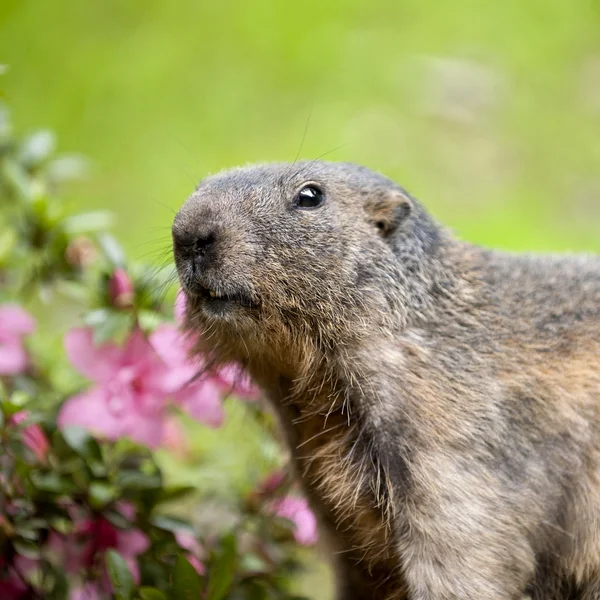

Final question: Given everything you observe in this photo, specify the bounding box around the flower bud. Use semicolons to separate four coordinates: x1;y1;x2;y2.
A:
65;236;97;269
11;411;50;463
108;268;134;308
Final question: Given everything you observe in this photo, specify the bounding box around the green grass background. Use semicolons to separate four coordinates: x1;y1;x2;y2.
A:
2;1;600;597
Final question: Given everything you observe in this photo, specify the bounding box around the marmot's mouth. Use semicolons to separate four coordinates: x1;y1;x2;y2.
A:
197;283;258;309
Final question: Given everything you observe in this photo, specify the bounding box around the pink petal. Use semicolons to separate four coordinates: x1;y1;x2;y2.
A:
112;529;149;584
64;328;121;382
162;416;189;456
273;496;318;546
122;328;156;366
216;364;260;400
174;289;187;325
149;324;189;367
10;411;28;426
0;574;28;599
47;531;86;574
118;395;168;448
122;557;141;584
175;381;224;428
124;416;166;448
0;340;28;375
149;325;198;392
115;501;136;522
58;387;126;441
174;531;202;556
70;584;101;600
0;304;36;335
22;424;50;462
116;529;150;558
186;554;205;575
255;471;286;496
123;329;174;394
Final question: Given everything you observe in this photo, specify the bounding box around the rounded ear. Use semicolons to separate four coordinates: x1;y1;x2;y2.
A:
365;189;412;237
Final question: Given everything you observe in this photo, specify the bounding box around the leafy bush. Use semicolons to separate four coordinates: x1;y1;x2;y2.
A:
0;71;316;600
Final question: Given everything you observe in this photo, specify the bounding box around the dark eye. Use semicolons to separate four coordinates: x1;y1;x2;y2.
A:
294;185;324;209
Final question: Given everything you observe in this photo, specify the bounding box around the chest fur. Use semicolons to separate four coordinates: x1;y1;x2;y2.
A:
275;389;400;579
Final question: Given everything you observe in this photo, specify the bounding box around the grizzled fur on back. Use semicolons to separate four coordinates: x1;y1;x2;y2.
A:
172;160;600;600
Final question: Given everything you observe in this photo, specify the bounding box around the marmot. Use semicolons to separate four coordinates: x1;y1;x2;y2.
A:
172;161;600;600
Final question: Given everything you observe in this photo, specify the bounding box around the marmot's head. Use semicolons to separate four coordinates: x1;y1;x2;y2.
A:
172;161;442;376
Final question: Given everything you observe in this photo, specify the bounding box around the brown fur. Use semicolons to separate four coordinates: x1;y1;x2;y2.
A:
172;161;600;599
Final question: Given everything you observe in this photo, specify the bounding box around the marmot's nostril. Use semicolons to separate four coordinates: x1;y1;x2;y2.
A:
193;232;216;257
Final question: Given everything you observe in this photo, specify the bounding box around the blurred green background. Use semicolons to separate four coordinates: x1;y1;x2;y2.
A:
2;0;600;256
2;1;600;597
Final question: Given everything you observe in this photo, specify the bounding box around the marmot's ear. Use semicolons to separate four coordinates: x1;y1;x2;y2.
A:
365;189;412;237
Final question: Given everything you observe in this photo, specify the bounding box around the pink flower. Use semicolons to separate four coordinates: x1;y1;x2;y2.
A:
215;363;260;400
175;531;205;575
171;289;260;401
58;327;173;447
70;584;102;600
150;324;224;428
0;571;28;600
107;268;134;309
255;471;286;496
49;507;149;585
0;304;35;375
272;496;318;546
174;289;187;324
10;411;50;462
0;555;39;599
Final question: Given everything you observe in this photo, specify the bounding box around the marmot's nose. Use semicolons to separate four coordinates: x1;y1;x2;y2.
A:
172;225;218;267
192;232;215;258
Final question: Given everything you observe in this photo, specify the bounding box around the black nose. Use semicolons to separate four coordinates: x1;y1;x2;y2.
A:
172;224;217;265
192;232;215;257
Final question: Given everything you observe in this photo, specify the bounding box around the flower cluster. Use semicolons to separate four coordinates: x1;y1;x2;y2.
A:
58;284;259;448
0;79;317;600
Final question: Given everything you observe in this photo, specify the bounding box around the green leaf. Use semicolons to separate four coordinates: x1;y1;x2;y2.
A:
48;516;72;535
104;508;132;529
98;232;126;267
206;534;237;600
19;130;56;166
137;309;164;334
63;211;114;234
106;550;135;600
1;158;30;199
46;154;90;182
0;228;17;263
118;469;162;491
7;390;29;409
61;426;103;463
14;523;38;541
84;308;111;327
13;538;41;559
85;309;133;345
150;515;195;535
47;569;69;600
138;587;168;600
30;471;77;494
157;485;197;504
172;555;202;600
89;482;118;509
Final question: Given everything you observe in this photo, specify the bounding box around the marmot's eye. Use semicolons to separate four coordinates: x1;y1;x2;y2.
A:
294;185;324;209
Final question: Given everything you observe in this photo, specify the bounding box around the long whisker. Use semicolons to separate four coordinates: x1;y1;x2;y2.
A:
285;104;314;181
